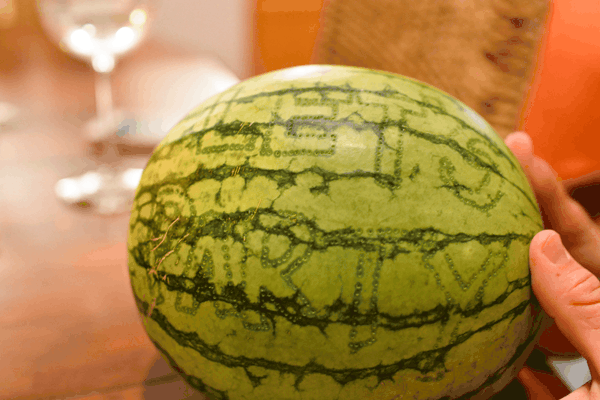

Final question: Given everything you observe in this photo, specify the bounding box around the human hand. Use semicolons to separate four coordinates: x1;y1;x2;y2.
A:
504;132;600;399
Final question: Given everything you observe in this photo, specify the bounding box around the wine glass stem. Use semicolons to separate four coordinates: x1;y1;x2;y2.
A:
94;71;114;121
93;70;121;163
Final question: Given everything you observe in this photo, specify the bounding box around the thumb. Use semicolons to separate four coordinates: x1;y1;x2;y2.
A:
530;230;600;379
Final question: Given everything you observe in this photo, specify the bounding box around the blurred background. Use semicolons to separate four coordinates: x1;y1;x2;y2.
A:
2;0;599;178
0;0;598;399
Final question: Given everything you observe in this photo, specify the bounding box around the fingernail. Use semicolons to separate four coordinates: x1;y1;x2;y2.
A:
542;232;571;265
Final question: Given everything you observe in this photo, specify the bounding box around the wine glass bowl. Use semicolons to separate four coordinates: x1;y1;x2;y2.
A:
37;0;152;74
38;0;154;139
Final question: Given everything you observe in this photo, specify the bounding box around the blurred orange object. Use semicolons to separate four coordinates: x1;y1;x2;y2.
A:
252;0;323;75
520;0;600;181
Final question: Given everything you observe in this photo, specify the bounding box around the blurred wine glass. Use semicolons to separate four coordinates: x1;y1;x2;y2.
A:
36;0;155;215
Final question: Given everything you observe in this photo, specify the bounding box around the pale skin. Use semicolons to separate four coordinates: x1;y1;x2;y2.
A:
505;131;600;400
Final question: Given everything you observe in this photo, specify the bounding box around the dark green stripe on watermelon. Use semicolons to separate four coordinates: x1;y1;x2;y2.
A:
134;291;542;399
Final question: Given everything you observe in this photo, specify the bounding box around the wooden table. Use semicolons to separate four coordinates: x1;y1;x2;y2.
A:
0;33;239;399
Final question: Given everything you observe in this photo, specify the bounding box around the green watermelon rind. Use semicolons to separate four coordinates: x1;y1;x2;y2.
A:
128;65;544;400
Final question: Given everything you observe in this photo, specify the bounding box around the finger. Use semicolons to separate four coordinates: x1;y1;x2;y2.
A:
517;366;559;400
530;230;600;378
505;131;600;273
529;156;600;272
505;131;535;185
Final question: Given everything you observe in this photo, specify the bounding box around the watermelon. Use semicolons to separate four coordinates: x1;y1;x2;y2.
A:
127;65;545;400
